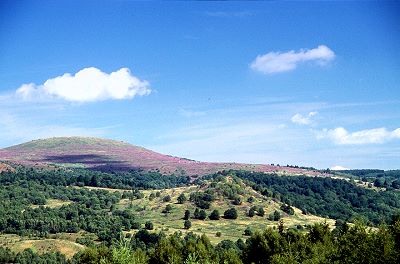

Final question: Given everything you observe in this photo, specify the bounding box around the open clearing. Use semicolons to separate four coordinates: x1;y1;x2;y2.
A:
0;234;85;259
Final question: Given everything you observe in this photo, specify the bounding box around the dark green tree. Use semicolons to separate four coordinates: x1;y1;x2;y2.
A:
209;209;220;220
224;208;238;219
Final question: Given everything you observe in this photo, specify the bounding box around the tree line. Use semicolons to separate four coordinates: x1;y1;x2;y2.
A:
1;219;399;263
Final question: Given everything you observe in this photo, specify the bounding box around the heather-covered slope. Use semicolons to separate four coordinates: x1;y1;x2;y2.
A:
0;137;324;176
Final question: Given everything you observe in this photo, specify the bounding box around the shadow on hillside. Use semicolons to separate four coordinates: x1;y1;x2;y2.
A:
38;154;139;172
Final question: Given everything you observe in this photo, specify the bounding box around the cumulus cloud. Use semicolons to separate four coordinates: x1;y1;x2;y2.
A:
291;111;318;125
250;45;335;74
318;127;400;145
16;67;151;102
330;165;350;171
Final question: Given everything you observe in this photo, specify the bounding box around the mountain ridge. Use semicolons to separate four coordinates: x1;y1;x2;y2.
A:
0;136;326;176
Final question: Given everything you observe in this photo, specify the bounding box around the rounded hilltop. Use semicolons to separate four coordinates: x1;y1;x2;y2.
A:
5;136;132;150
0;136;326;177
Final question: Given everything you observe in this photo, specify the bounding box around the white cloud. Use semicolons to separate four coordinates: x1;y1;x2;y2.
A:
16;67;151;102
330;165;350;171
250;45;335;74
318;127;400;145
291;111;318;125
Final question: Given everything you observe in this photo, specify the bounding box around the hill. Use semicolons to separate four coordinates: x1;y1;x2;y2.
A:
112;176;336;244
0;137;325;176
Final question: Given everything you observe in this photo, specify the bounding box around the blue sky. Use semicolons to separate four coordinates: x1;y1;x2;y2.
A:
0;1;399;169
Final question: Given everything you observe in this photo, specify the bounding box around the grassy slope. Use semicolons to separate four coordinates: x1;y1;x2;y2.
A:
110;181;335;244
0;233;85;259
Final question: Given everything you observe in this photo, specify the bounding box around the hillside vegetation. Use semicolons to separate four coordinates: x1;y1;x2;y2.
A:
0;164;400;263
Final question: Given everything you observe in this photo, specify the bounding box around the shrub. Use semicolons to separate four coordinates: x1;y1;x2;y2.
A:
76;237;95;247
177;193;187;204
145;221;154;230
184;220;191;229
280;204;294;215
248;208;255;217
131;222;141;229
232;196;242;205
247;196;255;203
162;204;172;213
224;208;238;219
209;209;220;220
268;210;281;221
163;195;171;202
216;232;222;237
190;192;214;209
244;227;253;236
198;210;207;220
184;210;190;220
194;208;200;219
257;207;265;217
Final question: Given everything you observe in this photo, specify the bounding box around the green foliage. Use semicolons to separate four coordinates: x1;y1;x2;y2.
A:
268;210;281;221
0;166;190;190
3;221;400;264
248;208;255;217
257;207;265;217
210;170;400;225
2;166;400;263
162;204;173;213
232;196;242;205
76;236;95;247
248;205;265;217
189;192;214;209
244;227;253;236
183;210;191;220
162;195;171;202
209;209;220;220
184;220;192;229
247;196;255;203
145;221;154;230
224;208;238;219
177;193;187;204
280;204;294;215
193;209;207;220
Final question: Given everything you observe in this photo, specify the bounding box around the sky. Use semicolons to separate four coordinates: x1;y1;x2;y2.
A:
0;1;399;170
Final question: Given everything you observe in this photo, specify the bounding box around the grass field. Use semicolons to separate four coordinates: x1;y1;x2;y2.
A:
0;234;85;259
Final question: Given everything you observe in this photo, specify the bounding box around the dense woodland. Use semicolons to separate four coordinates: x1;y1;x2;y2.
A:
0;166;400;263
335;169;400;190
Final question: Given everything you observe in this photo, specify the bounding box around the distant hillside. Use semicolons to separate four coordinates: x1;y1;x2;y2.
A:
0;137;325;176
